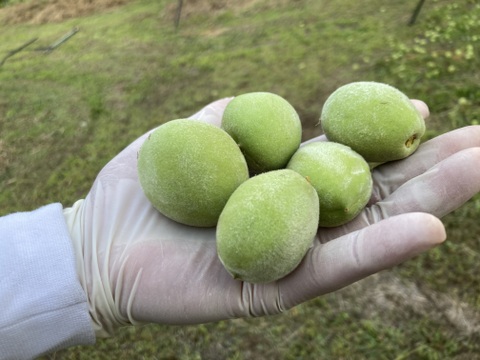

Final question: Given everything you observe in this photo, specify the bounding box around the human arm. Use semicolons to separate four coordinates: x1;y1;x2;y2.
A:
0;204;95;360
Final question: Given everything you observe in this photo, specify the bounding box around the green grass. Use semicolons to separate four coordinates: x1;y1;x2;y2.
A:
1;0;480;358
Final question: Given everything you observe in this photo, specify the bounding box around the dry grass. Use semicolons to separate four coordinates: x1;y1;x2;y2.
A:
163;0;295;18
0;0;130;24
0;0;298;25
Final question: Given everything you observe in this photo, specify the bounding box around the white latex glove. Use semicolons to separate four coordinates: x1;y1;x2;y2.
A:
63;98;480;336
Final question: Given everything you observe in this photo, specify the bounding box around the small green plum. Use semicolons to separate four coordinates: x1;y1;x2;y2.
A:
137;119;249;227
320;81;426;163
221;92;302;174
216;169;319;283
287;141;373;227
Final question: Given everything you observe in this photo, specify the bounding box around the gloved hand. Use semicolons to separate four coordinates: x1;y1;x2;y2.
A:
63;98;480;336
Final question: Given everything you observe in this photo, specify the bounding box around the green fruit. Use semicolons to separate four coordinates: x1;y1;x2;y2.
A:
320;81;426;163
216;169;319;283
221;92;302;174
137;119;249;227
287;141;372;227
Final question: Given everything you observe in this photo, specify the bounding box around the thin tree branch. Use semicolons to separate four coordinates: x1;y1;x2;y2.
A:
0;37;38;67
174;0;183;30
35;27;80;52
408;0;426;26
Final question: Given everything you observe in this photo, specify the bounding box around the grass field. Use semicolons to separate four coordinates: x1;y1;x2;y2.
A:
1;0;480;358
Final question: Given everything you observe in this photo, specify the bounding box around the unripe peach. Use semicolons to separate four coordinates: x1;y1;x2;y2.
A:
137;119;249;227
221;92;302;174
320;81;425;163
216;169;319;283
287;141;372;227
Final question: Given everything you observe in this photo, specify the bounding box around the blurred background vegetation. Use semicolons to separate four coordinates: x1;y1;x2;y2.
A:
1;0;479;358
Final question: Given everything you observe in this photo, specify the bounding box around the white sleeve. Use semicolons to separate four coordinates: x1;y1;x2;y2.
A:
0;203;95;360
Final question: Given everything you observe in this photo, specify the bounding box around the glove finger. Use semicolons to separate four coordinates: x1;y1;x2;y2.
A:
279;212;445;309
410;99;430;119
372;147;480;219
189;97;233;126
372;125;480;202
316;146;480;242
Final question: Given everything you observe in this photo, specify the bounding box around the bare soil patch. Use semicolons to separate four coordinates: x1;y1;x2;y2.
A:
337;272;480;336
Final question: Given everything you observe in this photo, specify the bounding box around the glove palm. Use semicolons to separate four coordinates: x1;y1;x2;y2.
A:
64;99;480;336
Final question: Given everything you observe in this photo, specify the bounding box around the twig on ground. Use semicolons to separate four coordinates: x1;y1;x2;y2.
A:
34;27;80;53
0;37;38;67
